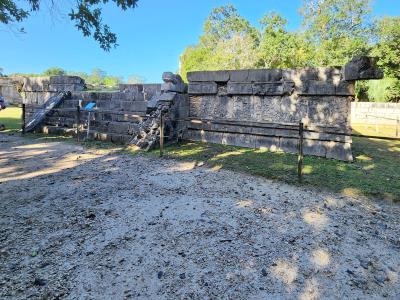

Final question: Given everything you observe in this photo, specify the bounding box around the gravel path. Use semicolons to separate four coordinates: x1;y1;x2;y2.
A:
1;134;399;299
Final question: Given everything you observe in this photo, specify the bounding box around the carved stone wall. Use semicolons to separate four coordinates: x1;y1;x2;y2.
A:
185;67;358;161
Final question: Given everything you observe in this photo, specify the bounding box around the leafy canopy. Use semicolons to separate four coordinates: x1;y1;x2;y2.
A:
0;0;138;51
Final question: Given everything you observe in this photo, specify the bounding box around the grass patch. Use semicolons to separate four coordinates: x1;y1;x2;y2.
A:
352;124;399;138
0;106;22;131
150;137;400;202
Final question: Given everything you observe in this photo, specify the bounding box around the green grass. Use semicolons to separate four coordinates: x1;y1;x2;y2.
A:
0;106;22;131
149;137;400;202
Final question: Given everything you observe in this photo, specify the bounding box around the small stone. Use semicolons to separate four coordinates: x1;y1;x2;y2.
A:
33;278;46;286
179;273;186;279
157;271;163;279
261;269;268;277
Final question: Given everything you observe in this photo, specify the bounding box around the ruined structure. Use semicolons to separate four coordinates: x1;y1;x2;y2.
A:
185;56;383;161
13;56;383;161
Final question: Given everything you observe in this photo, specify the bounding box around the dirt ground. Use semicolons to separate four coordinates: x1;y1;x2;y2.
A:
0;134;399;299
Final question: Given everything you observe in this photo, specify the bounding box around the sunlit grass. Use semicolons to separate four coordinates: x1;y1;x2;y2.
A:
0;106;22;131
150;137;400;202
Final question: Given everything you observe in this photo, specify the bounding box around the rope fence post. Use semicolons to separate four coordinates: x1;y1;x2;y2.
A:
76;105;81;142
298;122;304;183
21;103;26;135
159;111;164;157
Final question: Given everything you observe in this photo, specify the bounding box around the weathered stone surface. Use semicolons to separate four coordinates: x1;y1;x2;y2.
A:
299;80;336;95
343;56;383;81
283;67;342;83
303;139;327;157
279;137;298;154
229;70;250;82
248;69;282;82
188;82;218;94
227;82;253;95
325;141;353;161
187;71;230;82
255;136;280;151
253;81;294;96
336;81;355;96
161;72;186;93
158;92;177;102
306;96;350;127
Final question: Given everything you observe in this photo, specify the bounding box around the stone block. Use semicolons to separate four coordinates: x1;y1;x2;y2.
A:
120;101;147;112
336;81;355;96
343;56;383;81
303;139;327;157
188;82;218;94
227;82;253;95
159;92;177;102
187;71;230;82
253;81;294;96
279;137;298;154
299;80;336;95
222;133;256;148
255;136;280;152
161;82;186;93
247;69;282;82
325;141;353;161
229;70;250;82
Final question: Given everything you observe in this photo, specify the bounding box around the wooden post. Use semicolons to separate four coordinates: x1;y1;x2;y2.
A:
21;103;26;135
159;112;164;157
396;116;399;138
76;105;81;142
298;122;304;183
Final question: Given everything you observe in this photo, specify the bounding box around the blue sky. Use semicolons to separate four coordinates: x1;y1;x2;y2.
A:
1;0;399;82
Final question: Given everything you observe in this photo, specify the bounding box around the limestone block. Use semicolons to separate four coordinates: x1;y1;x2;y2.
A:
325;141;353;161
307;96;350;127
255;136;280;152
253;81;294;96
229;70;250;82
222;133;256;148
188;82;218;94
336;81;355;96
247;69;282;82
303;139;327;157
227;82;253;95
187;71;230;82
158;92;177;102
279;137;298;154
343;56;383;81
161;82;186;93
120;101;147;112
299;80;336;95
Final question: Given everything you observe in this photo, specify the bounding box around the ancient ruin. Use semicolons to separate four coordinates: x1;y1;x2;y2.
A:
0;56;383;161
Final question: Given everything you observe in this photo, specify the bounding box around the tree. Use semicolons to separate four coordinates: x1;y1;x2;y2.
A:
257;13;315;68
300;0;373;66
127;74;146;84
42;67;66;76
0;0;139;51
370;17;400;102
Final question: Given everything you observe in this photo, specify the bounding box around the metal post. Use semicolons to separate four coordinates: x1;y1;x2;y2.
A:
298;122;304;183
160;112;164;157
76;105;80;142
21;103;26;135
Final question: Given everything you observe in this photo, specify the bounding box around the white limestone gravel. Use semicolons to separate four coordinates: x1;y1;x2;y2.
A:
0;134;399;299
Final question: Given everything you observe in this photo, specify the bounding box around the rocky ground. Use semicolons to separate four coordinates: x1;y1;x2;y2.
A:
0;134;399;299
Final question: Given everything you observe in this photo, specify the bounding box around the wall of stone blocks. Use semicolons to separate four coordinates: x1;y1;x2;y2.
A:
41;84;161;143
186;68;355;161
351;102;400;125
0;77;23;106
